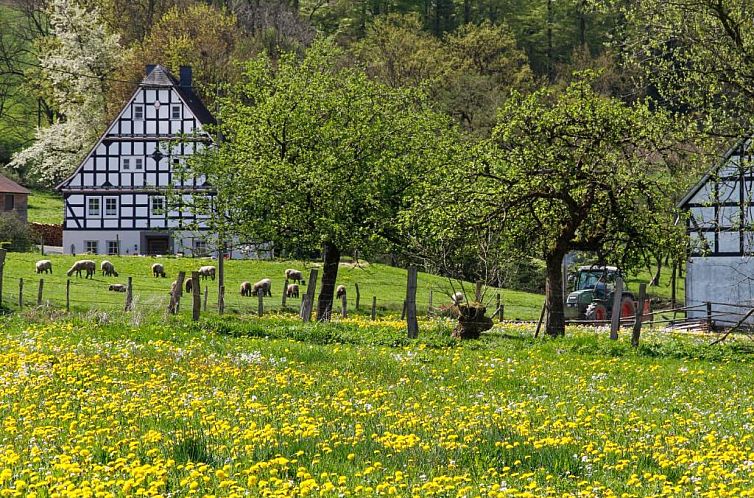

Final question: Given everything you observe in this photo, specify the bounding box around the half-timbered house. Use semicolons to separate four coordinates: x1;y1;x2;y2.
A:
679;138;754;324
57;65;216;256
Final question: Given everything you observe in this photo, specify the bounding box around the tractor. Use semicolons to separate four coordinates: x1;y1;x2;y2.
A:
564;266;636;322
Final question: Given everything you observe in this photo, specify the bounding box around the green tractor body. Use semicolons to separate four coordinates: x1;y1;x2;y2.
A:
564;266;635;321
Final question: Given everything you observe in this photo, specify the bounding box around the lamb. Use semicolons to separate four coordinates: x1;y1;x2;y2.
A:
108;284;127;292
199;266;216;280
286;283;300;298
451;292;464;305
284;269;305;285
35;260;52;274
336;285;346;299
251;278;272;297
66;260;96;279
240;281;252;297
152;263;166;278
101;260;118;277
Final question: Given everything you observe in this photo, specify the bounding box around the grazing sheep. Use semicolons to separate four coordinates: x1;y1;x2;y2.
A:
336;285;346;299
109;284;127;292
451;292;464;305
240;281;252;297
101;260;118;277
35;260;52;274
286;283;300;298
285;269;305;285
185;279;193;294
66;260;96;279
152;263;166;278
251;278;272;297
199;266;216;280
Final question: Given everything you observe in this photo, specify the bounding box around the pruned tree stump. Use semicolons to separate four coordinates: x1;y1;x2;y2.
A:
452;303;493;339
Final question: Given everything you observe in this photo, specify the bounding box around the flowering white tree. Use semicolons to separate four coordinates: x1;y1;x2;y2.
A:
11;0;122;187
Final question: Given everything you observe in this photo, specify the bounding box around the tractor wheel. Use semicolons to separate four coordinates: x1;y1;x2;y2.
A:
620;296;635;320
585;302;608;322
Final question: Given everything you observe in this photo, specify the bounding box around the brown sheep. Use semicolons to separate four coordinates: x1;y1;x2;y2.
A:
336;285;346;299
35;260;52;274
251;278;272;297
285;269;305;285
101;260;118;277
240;281;252;297
286;283;300;298
185;279;193;294
66;260;95;279
152;263;166;278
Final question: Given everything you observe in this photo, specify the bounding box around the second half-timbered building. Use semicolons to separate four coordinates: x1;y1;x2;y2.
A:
679;138;754;324
57;64;216;256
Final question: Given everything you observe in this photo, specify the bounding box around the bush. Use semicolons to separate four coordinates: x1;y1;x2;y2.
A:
0;215;33;252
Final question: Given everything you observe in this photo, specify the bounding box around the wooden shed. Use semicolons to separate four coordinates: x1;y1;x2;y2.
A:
0;174;30;222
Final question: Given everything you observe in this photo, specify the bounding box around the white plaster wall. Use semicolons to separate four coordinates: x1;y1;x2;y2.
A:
63;231;141;256
686;256;754;325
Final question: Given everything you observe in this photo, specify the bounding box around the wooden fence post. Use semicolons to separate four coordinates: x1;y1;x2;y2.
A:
534;302;546;338
406;265;418;339
125;276;133;311
191;272;200;321
355;283;360;311
706;301;713;331
300;269;318;322
401;300;407;320
341;293;347;318
371;296;377;320
496;293;502;322
66;280;70;312
475;280;483;302
632;283;647;347
0;248;5;307
203;286;208;312
218;241;225;314
428;289;433;317
281;278;289;307
169;272;185;315
37;279;44;306
18;278;23;309
219;286;224;315
609;277;624;340
257;288;264;316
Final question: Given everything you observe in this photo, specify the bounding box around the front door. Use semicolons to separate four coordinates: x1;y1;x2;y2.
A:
146;236;170;255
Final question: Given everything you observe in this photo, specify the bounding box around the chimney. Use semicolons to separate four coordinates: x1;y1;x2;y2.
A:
145;64;156;76
179;66;192;88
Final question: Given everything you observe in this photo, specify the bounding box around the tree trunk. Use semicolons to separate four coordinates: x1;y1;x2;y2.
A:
317;242;340;322
650;254;662;286
544;251;566;337
547;0;554;82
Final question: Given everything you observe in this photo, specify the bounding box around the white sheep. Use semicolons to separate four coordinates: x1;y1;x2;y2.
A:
67;260;95;279
252;278;272;297
152;263;166;278
35;260;52;274
285;269;305;285
240;281;252;297
451;292;464;305
286;283;300;298
101;260;118;277
199;266;216;280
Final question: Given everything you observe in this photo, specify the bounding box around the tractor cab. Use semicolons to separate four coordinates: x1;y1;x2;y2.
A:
565;266;635;321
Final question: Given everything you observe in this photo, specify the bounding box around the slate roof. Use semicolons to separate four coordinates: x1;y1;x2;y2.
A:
0;174;31;195
143;65;215;125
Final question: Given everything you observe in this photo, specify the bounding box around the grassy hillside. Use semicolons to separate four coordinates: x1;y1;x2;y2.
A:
1;253;545;319
27;189;64;224
0;313;750;496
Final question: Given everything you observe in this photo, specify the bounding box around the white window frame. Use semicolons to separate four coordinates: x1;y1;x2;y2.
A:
88;198;100;216
171;104;182;120
135;157;143;170
122;157;131;170
134;104;144;121
104;197;118;217
85;240;98;254
152;196;165;215
193;239;208;257
107;240;119;255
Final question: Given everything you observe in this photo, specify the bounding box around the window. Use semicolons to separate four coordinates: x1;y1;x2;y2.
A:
86;240;98;254
193;239;208;257
135;158;143;170
105;197;118;216
88;198;100;216
122;158;130;170
4;194;13;211
152;196;165;215
134;105;144;120
171;105;181;120
107;240;119;255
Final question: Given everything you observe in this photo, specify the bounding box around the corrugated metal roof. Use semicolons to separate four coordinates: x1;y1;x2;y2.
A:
0;174;31;195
